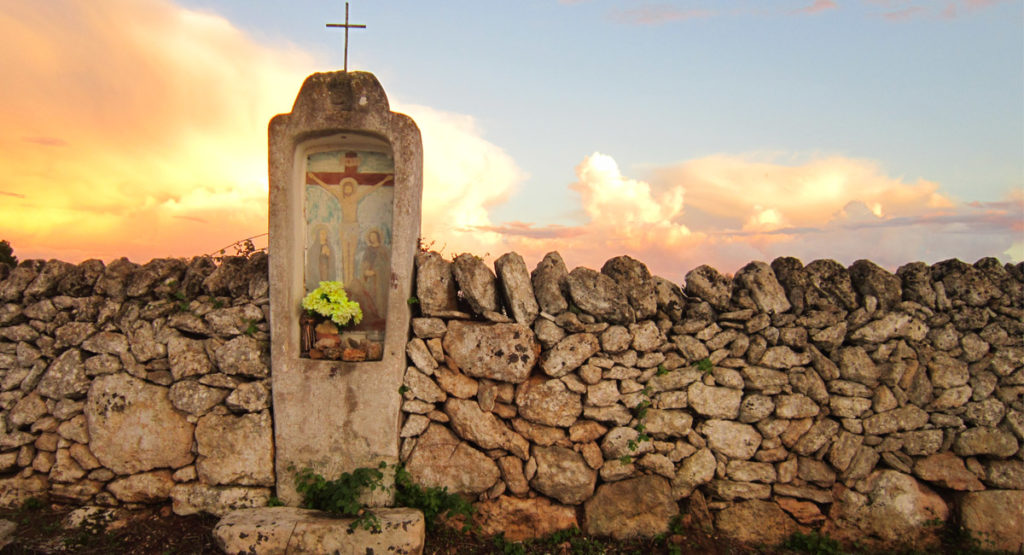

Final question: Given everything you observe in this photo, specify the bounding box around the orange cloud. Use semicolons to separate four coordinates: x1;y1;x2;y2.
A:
0;0;316;262
481;153;1018;282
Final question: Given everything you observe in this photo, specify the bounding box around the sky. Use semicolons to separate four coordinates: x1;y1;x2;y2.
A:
0;0;1021;282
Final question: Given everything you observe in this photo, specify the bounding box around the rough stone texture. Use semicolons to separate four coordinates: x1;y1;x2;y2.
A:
600;256;657;320
715;500;799;545
405;424;499;496
195;411;274;486
684;265;732;311
566;267;634;324
443;321;538;383
531;252;570;315
957;490;1024;553
214;507;425;555
540;333;600;378
415;251;460;315
452;254;501;315
495;253;540;325
86;373;194;475
734;261;791;315
171;483;271;516
530;445;596;505
515;377;582;427
583;475;678;539
473;496;577;541
826;470;949;548
445;398;528;459
107;470;174;503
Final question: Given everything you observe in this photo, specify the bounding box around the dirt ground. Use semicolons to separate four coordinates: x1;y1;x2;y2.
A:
0;502;768;555
0;502;1003;555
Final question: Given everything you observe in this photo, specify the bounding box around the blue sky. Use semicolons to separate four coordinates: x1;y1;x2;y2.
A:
1;0;1021;280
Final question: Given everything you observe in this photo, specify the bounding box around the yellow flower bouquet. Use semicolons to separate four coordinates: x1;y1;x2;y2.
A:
301;281;363;327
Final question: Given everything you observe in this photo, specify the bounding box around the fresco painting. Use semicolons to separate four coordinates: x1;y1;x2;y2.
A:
303;148;394;361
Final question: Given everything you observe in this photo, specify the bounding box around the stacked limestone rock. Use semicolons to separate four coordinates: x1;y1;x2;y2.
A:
401;252;1024;550
0;255;274;516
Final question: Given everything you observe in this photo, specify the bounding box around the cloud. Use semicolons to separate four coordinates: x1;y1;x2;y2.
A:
390;103;528;258
611;5;717;25
793;0;839;15
473;152;1018;283
0;0;317;262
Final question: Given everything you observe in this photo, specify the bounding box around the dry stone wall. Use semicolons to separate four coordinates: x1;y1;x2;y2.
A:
0;254;274;516
401;251;1024;550
1;249;1021;550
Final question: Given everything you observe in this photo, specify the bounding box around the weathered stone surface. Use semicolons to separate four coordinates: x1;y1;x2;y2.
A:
912;452;983;490
566;267;634;324
983;460;1024;489
0;475;49;508
494;252;540;325
405;424;499;496
862;405;928;435
213;507;425;555
433;366;479;399
954;426;1019;457
826;470;948;547
584;475;677;539
644;409;693;439
214;336;268;378
9;393;47;428
600;426;654;459
86;373;194;475
108;470;174;503
684;265;731;312
715;500;799;546
452;253;501;315
702;420;761;460
601;255;657;320
415;251;459;315
474;496;577;541
225;380;270;412
850;259;902;311
793;418;840;456
851;312;926;343
734;261;791;315
171;483;271;516
167;336;213;380
836;346;879;386
36;350;89;400
168;380;229;416
445;398;528;459
81;331;129;356
804;259;857;310
196;411;274;486
404;367;445;403
540;333;600;378
957;490;1024;553
515;377;582;427
529;445;596;505
443;321;538;383
774;394;819;419
531;252;569;315
687;383;742;419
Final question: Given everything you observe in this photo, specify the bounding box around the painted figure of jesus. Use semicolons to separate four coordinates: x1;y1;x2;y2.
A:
306;152;392;285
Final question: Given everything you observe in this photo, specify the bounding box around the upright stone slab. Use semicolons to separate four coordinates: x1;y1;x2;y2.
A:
269;71;422;505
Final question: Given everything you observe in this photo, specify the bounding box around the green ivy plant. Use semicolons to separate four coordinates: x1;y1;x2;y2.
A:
290;462;475;534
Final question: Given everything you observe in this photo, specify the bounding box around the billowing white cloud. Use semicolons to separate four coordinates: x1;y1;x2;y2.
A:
392;103;528;258
478;152;1019;283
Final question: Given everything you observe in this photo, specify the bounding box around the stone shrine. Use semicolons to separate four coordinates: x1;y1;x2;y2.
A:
268;71;423;505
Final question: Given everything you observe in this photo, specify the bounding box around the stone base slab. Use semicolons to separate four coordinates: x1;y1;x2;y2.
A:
213;506;424;554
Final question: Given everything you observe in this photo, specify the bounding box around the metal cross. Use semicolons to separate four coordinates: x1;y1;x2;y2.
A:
326;2;367;72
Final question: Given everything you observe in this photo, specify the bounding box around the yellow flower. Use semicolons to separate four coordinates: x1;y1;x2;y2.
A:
301;281;363;326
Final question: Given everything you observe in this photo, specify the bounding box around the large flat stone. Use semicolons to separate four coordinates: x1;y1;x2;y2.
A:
86;373;194;475
213;506;424;555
